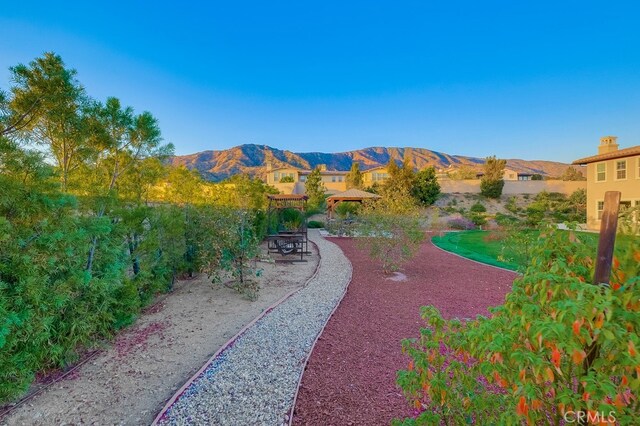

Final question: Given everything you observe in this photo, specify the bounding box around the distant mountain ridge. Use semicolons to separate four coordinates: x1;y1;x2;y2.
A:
170;144;574;182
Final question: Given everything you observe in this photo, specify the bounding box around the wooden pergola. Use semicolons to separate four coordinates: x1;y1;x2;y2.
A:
266;194;309;261
266;194;308;211
326;189;381;219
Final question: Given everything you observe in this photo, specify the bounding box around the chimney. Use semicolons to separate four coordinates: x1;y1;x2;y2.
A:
318;164;327;171
598;136;619;154
266;161;273;171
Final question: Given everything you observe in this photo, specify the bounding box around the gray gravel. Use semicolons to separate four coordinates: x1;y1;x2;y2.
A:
156;230;351;426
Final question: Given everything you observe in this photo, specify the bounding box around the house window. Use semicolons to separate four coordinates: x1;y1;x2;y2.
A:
300;175;306;182
596;163;606;182
373;172;389;182
597;201;604;220
338;176;343;182
274;172;280;182
616;160;627;180
331;176;337;182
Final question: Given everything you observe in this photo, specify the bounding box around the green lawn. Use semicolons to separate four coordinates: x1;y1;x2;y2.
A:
432;230;520;271
431;230;602;271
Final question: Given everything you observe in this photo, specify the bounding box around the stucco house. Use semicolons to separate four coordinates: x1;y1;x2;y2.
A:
265;163;348;194
265;163;393;194
572;136;640;230
476;168;527;181
361;166;390;187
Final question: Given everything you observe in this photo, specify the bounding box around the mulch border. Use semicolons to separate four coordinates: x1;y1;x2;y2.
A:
286;237;353;425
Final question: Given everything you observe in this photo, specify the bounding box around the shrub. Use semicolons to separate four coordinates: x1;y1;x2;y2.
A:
494;212;520;226
467;212;487;227
470;202;487;213
447;217;475;230
505;196;519;214
396;225;640;425
411;167;441;206
279;175;294;183
356;188;425;273
280;208;304;231
307;220;324;228
480;178;505;199
335;201;360;218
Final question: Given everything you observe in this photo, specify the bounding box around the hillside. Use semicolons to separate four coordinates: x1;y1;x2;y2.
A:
170;144;576;181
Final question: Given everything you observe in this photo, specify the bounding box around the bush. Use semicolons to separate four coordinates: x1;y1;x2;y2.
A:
447;217;476;230
279;208;304;231
335;201;360;218
494;212;520;226
480;178;504;198
467;212;487;227
307;220;324;228
411;167;441;206
397;225;640;425
470;202;487;213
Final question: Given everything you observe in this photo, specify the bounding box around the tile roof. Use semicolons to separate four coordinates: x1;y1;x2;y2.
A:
572;145;640;165
326;189;381;199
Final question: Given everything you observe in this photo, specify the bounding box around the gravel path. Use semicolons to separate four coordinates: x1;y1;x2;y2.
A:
292;237;517;425
156;230;352;425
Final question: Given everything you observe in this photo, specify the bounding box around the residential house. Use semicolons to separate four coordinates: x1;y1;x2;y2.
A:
572;136;640;230
265;163;348;194
476;168;527;181
361;166;390;187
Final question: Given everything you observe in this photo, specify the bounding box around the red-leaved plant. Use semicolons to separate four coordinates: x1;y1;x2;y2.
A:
396;223;639;425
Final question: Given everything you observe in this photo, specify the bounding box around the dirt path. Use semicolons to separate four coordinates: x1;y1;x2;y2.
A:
292;237;517;425
1;243;319;426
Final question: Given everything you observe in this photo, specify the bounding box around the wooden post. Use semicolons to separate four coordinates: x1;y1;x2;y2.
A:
593;191;621;286
581;191;621;412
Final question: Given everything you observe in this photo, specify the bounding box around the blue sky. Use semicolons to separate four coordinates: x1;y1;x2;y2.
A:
1;1;639;163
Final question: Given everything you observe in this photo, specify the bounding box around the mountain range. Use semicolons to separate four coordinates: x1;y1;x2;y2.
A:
170;144;575;182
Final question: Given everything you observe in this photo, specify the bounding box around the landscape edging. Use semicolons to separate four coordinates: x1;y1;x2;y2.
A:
151;239;322;425
286;235;354;426
429;238;520;274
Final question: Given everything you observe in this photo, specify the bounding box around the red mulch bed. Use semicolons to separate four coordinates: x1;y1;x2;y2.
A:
292;237;517;425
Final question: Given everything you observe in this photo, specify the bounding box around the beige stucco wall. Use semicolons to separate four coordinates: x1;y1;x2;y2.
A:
584;155;640;230
440;179;586;195
362;167;390;186
265;168;300;185
272;181;345;195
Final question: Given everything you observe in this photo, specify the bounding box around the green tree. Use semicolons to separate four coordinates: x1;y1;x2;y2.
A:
385;157;416;195
305;166;326;210
567;188;587;222
84;98;172;273
447;166;477;180
480;156;506;198
8;53;90;191
561;166;586;181
411;167;440;206
346;162;364;189
357;187;425;273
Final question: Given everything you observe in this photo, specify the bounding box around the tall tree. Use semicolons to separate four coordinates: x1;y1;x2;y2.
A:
305;166;326;210
384;157;415;194
84;98;172;272
8;53;90;191
412;167;441;205
480;155;506;198
345;162;363;189
561;166;586;181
